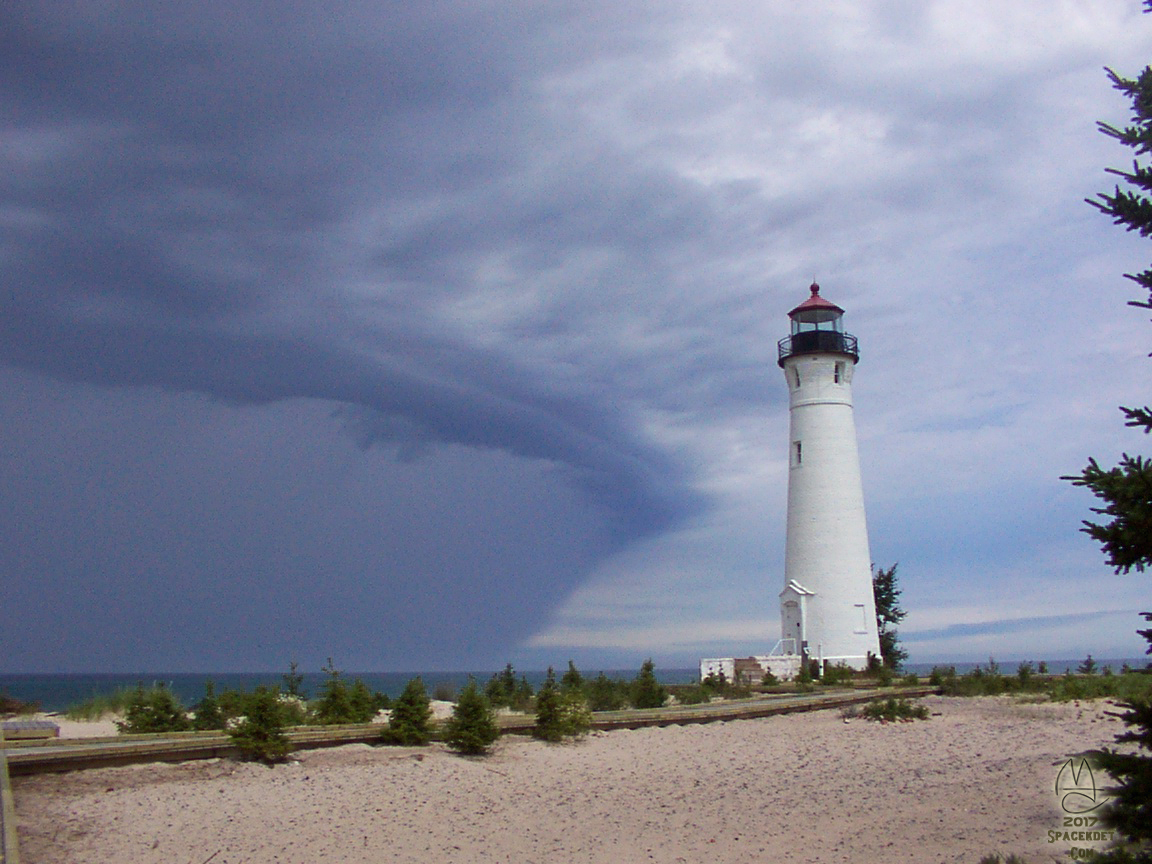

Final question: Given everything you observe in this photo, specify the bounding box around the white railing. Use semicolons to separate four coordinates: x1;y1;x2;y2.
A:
767;638;797;656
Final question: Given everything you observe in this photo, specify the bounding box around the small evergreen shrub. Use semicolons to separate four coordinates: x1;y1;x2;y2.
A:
534;668;564;741
928;665;956;687
821;662;855;686
117;683;191;734
312;658;355;724
383;676;433;745
485;664;519;708
698;672;750;700
432;681;456;702
217;687;250;721
534;668;591;741
587;672;628;711
942;663;1008;696
230;685;291;763
277;694;308;727
701;671;728;689
761;669;779;687
1079;654;1099;675
192;680;226;731
282;661;307;699
443;678;499;755
860;697;929;722
561;660;585;694
630;659;668;709
900;672;920;686
671;685;711;705
514;676;534;709
348;678;389;723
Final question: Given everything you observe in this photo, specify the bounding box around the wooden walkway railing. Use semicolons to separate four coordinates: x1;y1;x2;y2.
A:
1;727;20;864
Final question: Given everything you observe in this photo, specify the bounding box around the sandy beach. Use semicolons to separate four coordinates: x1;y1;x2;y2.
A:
12;696;1124;864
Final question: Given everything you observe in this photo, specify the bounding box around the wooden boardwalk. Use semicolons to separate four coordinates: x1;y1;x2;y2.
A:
3;687;938;777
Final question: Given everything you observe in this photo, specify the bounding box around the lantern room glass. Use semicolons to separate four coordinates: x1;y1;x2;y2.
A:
791;307;844;335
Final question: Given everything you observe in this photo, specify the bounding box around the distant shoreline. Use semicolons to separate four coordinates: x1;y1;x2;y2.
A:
2;657;1147;714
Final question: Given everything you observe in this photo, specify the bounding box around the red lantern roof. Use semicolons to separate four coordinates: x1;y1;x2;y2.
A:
788;282;844;318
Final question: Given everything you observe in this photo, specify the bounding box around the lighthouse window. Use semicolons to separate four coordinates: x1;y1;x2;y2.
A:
854;604;867;634
792;368;801;389
834;362;844;384
793;440;802;466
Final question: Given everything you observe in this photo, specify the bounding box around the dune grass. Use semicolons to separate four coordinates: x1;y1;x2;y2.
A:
933;662;1152;703
65;686;142;721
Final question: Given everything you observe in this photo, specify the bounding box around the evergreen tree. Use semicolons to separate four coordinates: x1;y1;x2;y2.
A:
534;667;591;741
313;658;354;724
872;564;907;670
443;677;499;754
560;660;585;694
484;673;509;708
348;678;388;723
485;663;518;708
630;659;667;709
191;680;225;731
117;683;190;734
587;672;626;711
383;676;433;745
1092;700;1152;861
513;675;534;710
282;661;306;699
230;685;290;763
1074;14;1152;860
1067;3;1152;586
534;668;564;741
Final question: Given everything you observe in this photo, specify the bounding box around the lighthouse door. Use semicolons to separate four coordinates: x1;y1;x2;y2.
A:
782;600;803;655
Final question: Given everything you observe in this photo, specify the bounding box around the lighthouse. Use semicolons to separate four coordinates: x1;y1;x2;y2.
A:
777;283;880;670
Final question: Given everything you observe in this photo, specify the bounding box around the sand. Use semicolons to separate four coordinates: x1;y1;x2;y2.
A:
11;696;1126;864
30;714;121;739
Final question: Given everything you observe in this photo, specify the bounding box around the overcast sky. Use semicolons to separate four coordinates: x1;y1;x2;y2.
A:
3;1;1151;673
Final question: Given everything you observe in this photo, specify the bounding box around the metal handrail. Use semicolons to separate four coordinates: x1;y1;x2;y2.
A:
777;331;859;365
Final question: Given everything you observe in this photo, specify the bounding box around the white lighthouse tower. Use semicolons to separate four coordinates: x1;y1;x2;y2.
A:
777;283;880;670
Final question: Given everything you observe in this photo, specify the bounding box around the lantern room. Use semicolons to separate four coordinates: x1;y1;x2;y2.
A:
777;282;859;366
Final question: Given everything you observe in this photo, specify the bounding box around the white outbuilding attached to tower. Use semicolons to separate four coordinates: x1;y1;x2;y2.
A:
777;283;880;670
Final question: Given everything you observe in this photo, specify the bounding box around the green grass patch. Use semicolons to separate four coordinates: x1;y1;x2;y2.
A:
936;662;1152;703
65;687;141;721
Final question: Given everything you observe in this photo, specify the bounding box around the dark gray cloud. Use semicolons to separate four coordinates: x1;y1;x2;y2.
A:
0;1;714;669
0;1;703;534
